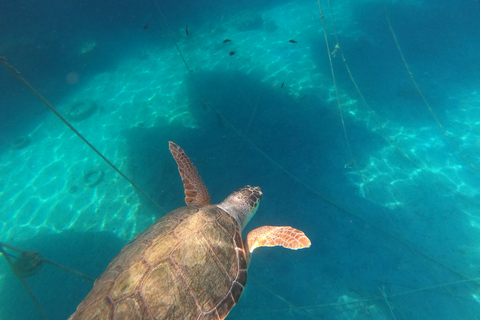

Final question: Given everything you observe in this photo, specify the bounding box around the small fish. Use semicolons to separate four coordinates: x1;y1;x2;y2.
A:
289;39;297;43
186;25;189;36
223;39;232;43
281;81;285;88
143;24;148;30
229;51;235;56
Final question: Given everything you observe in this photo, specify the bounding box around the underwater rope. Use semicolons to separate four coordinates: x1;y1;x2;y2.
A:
319;0;424;243
254;272;480;316
0;57;167;214
315;0;480;288
0;242;94;282
153;0;194;83
381;0;479;173
318;0;480;208
316;0;355;168
0;244;50;320
322;0;422;171
304;4;475;308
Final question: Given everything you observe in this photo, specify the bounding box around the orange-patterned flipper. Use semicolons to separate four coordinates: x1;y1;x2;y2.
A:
245;226;311;253
169;141;211;206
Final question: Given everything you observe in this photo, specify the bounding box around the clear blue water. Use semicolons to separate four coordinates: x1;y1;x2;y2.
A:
1;0;480;319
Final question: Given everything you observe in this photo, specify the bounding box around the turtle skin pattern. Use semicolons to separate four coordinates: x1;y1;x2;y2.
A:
69;205;248;320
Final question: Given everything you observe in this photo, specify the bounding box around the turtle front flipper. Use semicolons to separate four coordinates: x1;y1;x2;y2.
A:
245;226;311;253
169;141;211;206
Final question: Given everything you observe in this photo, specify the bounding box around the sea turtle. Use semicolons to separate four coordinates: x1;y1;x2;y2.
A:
69;141;311;320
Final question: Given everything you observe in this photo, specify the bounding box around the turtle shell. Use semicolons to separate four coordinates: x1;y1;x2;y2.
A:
69;205;248;320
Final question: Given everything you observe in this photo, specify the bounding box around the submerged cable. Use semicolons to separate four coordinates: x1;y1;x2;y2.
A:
314;0;480;285
317;0;355;168
0;242;94;282
317;0;480;206
0;245;50;320
381;0;479;172
0;57;167;214
152;0;194;83
322;0;421;170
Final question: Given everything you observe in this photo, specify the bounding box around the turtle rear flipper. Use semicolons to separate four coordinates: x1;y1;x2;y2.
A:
245;226;311;253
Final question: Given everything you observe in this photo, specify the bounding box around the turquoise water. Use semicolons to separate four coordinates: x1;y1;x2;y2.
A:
1;0;480;319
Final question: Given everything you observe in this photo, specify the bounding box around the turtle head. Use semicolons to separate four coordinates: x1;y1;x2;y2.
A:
218;185;262;230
